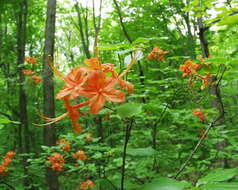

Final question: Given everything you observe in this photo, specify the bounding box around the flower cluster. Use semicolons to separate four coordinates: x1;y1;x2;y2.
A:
192;109;205;121
25;56;37;65
73;150;88;161
0;151;16;176
148;47;167;61
22;57;42;84
56;139;71;152
48;153;65;172
80;180;95;190
180;59;211;89
45;57;134;133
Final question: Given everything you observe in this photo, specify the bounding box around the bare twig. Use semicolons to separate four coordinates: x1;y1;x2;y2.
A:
121;118;134;190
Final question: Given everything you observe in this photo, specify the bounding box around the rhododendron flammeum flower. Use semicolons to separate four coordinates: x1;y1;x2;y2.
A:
179;60;200;77
22;69;34;75
198;73;211;90
56;139;71;152
48;153;65;172
39;57;133;133
31;75;42;84
25;57;37;65
148;47;167;61
78;71;125;114
56;67;87;100
80;180;95;190
73;150;88;161
0;151;16;176
192;110;205;121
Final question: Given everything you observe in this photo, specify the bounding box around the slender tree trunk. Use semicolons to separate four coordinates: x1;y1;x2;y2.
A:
43;0;59;189
198;18;224;123
74;1;91;58
16;0;32;188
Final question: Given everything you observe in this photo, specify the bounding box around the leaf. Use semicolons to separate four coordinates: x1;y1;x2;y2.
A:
205;57;227;64
0;118;20;124
99;43;130;51
219;15;238;26
127;147;157;157
141;177;191;190
0;119;12;124
117;103;142;118
197;168;237;186
201;182;238;190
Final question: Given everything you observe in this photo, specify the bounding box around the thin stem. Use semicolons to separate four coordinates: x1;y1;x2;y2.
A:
121;118;133;190
174;115;222;179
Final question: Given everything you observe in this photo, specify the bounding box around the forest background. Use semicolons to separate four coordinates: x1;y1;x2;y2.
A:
0;0;238;189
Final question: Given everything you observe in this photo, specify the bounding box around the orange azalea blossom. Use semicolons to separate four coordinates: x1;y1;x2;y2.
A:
31;75;42;84
22;69;35;75
73;150;88;161
56;139;71;152
179;60;200;77
148;47;167;61
48;153;65;172
192;110;205;121
198;73;211;90
39;57;133;133
56;67;87;100
25;57;37;64
0;151;16;176
80;180;95;190
78;71;125;114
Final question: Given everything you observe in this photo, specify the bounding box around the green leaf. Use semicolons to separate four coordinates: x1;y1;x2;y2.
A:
0;118;19;124
197;168;237;186
141;177;191;190
205;57;227;64
116;103;142;118
127;147;157;157
201;182;238;190
0;119;12;124
99;43;130;51
219;15;238;26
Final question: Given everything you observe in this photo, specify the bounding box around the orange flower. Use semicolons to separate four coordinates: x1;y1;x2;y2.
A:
22;69;34;75
25;57;37;64
31;75;42;84
198;73;211;90
0;166;7;176
85;58;101;70
80;180;95;190
179;60;200;77
48;153;65;172
56;67;87;100
0;151;16;176
192;110;205;121
148;47;167;61
73;150;88;161
56;139;71;152
5;152;16;159
78;71;125;114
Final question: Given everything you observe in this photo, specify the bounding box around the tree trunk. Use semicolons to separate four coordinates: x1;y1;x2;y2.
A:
74;1;91;59
43;0;59;189
198;17;224;124
16;0;31;188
